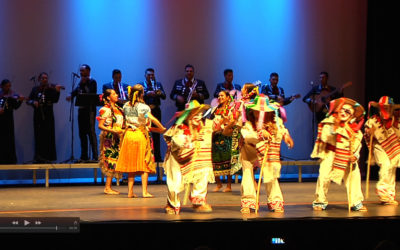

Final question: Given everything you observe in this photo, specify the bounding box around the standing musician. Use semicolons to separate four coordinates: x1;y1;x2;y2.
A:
141;68;166;162
212;69;241;105
0;79;25;164
170;64;210;111
102;69;129;107
303;71;344;124
261;72;300;106
27;72;63;163
66;64;98;162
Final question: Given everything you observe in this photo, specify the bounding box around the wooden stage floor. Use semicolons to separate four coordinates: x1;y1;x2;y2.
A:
1;181;400;249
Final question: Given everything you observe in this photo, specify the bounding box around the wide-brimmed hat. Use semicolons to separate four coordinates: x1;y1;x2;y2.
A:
175;100;210;125
245;94;280;112
328;97;365;121
368;96;400;119
245;94;285;129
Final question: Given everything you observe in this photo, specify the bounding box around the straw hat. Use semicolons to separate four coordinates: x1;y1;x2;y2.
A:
328;97;365;121
368;96;400;119
245;94;280;113
175;100;210;125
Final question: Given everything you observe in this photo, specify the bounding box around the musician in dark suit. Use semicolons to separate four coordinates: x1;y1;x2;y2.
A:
140;68;166;162
170;64;210;111
27;73;62;163
303;71;343;123
102;69;129;107
66;64;98;162
0;79;24;164
213;69;241;98
261;72;298;106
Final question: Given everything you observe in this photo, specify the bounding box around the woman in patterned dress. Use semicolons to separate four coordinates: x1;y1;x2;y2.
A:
98;89;124;195
211;90;234;192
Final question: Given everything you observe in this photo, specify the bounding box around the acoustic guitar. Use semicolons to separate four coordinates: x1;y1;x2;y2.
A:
308;81;352;113
275;93;301;106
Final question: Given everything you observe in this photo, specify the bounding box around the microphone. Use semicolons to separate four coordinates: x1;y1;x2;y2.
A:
72;72;80;78
30;76;36;81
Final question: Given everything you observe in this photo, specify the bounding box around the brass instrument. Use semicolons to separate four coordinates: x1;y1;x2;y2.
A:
186;80;197;104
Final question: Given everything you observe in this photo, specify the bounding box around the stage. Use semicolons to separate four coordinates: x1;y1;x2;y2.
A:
1;181;400;249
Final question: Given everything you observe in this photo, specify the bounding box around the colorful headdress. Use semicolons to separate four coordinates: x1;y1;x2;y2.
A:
245;94;281;130
175;100;210;125
368;96;400;120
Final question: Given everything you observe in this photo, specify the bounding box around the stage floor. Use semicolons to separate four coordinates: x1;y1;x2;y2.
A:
1;180;399;221
1;181;400;249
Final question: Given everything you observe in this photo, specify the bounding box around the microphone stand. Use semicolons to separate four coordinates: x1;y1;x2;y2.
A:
62;73;79;163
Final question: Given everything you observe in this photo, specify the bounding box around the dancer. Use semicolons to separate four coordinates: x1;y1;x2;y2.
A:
211;90;235;192
364;96;400;205
311;97;367;211
240;95;293;213
163;100;214;214
116;84;165;198
97;89;124;195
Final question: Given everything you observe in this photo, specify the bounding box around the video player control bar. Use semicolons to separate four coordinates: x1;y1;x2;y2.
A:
0;217;79;233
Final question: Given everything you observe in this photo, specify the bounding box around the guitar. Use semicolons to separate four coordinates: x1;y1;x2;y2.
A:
274;93;301;106
308;81;352;113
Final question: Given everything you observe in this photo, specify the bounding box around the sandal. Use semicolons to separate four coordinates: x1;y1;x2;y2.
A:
165;204;180;215
193;203;213;213
381;200;399;206
240;207;250;214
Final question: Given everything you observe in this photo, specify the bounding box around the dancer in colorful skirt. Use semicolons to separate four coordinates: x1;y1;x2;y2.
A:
116;84;165;198
312;97;367;211
240;95;293;213
211;90;235;192
364;96;400;205
163;100;215;214
97;89;125;194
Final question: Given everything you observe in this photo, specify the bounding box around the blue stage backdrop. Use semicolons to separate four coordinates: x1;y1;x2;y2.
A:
0;0;367;184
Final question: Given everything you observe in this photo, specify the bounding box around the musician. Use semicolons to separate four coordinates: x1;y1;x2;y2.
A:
302;71;343;123
66;64;98;162
102;69;129;107
140;68;166;162
261;72;299;106
212;69;241;98
170;64;210;111
0;79;24;164
27;73;62;163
